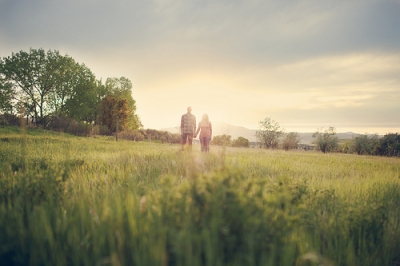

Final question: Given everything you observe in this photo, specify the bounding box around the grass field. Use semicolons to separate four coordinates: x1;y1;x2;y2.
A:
1;126;399;266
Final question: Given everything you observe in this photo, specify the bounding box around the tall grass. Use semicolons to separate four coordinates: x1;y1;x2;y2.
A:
0;126;399;265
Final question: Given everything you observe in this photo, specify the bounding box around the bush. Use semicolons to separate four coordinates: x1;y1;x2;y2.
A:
47;115;74;132
0;114;20;126
118;130;145;141
134;129;180;143
375;133;400;157
211;134;232;146
313;127;339;153
47;115;96;136
347;134;379;155
66;121;90;136
167;133;182;144
232;136;250;148
282;132;300;151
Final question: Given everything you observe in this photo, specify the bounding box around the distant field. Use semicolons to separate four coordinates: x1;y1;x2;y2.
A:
1;127;399;266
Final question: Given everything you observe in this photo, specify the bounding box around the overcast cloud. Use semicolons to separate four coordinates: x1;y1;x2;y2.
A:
1;0;399;133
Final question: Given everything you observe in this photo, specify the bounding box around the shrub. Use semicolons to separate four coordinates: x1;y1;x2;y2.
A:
282;132;300;151
47;115;93;136
232;136;250;148
168;133;182;144
211;134;232;146
347;134;379;155
118;130;145;141
0;114;20;126
47;115;75;132
313;127;339;153
375;133;400;157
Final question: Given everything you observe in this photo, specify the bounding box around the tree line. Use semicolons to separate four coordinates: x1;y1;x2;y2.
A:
0;48;141;134
255;117;400;157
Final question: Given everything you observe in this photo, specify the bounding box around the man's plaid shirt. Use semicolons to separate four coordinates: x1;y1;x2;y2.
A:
181;113;196;134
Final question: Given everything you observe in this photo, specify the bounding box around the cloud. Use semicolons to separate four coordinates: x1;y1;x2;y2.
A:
2;0;399;54
141;51;400;95
1;0;399;133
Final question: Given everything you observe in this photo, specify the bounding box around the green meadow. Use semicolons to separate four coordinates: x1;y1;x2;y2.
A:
0;127;399;266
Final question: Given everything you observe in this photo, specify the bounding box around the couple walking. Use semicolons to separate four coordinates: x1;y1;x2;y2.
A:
181;106;212;152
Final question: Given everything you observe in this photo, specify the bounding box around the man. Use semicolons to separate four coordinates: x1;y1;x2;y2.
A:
181;106;196;151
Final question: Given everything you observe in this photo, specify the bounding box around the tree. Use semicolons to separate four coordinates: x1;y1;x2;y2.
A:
348;134;379;155
282;132;300;151
105;77;142;129
1;49;60;126
256;117;284;149
45;52;76;115
211;134;232;146
0;78;15;114
232;136;250;148
89;79;109;125
0;48;99;127
62;65;99;123
375;133;400;157
100;95;130;133
312;127;339;153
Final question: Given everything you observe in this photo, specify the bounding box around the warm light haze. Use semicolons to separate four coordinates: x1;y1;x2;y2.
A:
1;0;399;134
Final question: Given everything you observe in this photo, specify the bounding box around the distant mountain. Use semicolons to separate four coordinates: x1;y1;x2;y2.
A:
212;122;258;142
160;123;362;144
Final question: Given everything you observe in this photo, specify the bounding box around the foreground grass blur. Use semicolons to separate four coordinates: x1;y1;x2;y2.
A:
0;127;399;266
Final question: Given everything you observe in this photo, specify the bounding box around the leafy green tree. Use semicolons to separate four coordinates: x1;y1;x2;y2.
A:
211;134;232;146
341;141;351;153
1;49;142;132
375;133;400;157
232;136;250;148
348;134;379;155
100;95;130;133
312;127;339;153
105;77;142;129
282;132;300;151
88;80;109;125
46;56;82;115
1;48;100;127
0;78;15;114
256;117;284;149
44;52;74;114
62;66;99;123
1;49;62;126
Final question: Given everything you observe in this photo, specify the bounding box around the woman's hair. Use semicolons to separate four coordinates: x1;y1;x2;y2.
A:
202;113;209;122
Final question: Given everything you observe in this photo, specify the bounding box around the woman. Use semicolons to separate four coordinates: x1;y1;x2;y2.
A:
194;113;212;152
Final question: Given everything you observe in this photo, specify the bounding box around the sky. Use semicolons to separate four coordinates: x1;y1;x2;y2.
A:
1;0;399;134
